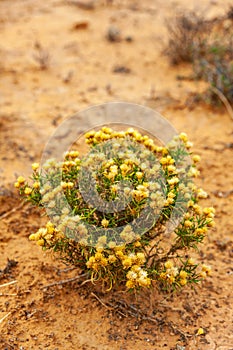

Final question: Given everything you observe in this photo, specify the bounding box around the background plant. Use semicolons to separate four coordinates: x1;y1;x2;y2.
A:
165;7;233;107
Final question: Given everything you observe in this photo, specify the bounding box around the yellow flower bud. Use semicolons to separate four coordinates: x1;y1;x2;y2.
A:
179;278;187;286
24;187;32;195
32;163;39;171
33;182;40;189
17;176;25;184
101;219;109;228
136;171;143;180
126;280;135;289
36;239;45;246
179;270;188;279
179;132;188;143
29;233;36;241
192;155;201;163
165;260;173;269
187;258;195;265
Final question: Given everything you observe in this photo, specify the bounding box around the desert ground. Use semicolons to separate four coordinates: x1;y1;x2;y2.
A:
0;1;233;349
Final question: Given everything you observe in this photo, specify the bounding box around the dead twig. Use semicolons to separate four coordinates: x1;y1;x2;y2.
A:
91;292;113;310
66;0;95;10
0;280;17;288
40;273;88;289
0;203;24;220
0;312;11;325
0;293;17;296
210;86;233;121
169;321;193;339
212;189;233;198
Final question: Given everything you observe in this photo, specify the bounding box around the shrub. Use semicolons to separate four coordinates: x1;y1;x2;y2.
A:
15;127;214;292
165;8;233;106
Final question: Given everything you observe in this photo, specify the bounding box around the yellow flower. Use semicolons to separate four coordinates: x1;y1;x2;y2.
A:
36;239;45;246
207;220;215;227
67;182;74;189
101;219;109;228
61;181;68;189
179;278;187;286
110;165;118;174
187;257;195;265
197;328;204;335
101;126;112;134
137;276;151;287
29;233;36;241
167;177;179;186
122;258;133;269
126;280;136;289
32;163;39;171
203;207;215;218
165;260;173;269
108;255;117;264
136;252;146;265
46;222;55;235
85;130;95;139
100;258;108;267
197;188;208;199
186;141;193;149
126;270;137;280
159;272;167;280
24;187;32;195
97;235;107;246
199;271;207;278
167;165;176;173
132;189;148;201
108;241;116;249
184;220;192;228
168;275;175;284
68;150;79;158
120;163;130;175
95;252;103;261
160;157;169;165
14;182;20;188
193;204;202;215
201;264;211;275
192;155;201;163
115;250;124;259
111;185;118;193
179;270;188;279
33;181;40;189
195;227;207;236
136;171;143;180
179;132;188;143
86;256;96;269
17;176;25;184
188;167;199;178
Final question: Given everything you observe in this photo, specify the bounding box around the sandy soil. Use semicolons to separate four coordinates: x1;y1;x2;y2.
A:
0;1;233;349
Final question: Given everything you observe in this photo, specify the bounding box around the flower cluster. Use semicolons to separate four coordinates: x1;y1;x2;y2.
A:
15;127;215;292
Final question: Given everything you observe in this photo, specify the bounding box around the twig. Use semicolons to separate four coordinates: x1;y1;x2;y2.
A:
0;203;24;220
66;0;95;10
0;312;11;325
0;280;17;288
91;292;113;310
40;273;88;289
169;321;193;339
79;278;93;286
0;293;17;296
211;86;233;121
